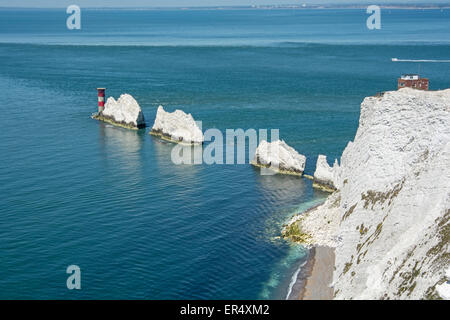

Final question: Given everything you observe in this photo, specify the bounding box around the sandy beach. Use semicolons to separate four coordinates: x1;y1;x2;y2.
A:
283;196;338;300
299;246;335;300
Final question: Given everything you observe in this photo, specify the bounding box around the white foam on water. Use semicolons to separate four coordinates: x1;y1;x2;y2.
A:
392;58;450;63
285;259;307;300
259;244;308;299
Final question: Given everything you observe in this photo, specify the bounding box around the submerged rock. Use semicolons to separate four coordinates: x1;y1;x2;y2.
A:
313;155;337;192
251;140;306;175
92;94;145;129
150;106;203;145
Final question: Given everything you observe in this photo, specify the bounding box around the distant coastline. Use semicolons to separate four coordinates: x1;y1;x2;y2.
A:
1;4;450;10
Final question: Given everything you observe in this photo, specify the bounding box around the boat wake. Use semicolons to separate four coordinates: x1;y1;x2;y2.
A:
392;58;450;63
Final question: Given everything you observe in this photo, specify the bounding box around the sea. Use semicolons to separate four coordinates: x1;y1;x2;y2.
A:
0;7;449;299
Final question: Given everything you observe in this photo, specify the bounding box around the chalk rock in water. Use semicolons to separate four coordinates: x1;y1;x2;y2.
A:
313;155;337;192
252;140;306;175
94;94;145;129
150;106;203;145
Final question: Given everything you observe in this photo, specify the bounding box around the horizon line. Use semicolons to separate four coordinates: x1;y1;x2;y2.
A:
1;3;450;10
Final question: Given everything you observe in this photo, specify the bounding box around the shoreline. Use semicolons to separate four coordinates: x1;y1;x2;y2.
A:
297;247;315;300
312;181;336;193
282;201;325;241
250;160;304;176
283;196;339;300
92;113;145;130
286;245;335;300
286;247;315;300
150;129;203;146
298;246;335;300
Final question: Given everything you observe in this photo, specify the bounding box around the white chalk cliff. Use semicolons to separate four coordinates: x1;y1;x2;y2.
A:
436;267;450;300
150;106;203;145
252;140;306;175
289;88;450;299
313;155;337;191
96;94;145;129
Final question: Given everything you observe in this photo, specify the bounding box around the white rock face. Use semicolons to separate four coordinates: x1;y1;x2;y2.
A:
436;267;450;300
287;192;342;248
151;106;203;144
313;155;337;190
294;88;449;299
331;88;450;300
101;94;145;128
252;140;306;175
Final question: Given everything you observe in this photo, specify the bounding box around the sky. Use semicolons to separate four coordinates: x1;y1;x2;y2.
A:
1;0;449;8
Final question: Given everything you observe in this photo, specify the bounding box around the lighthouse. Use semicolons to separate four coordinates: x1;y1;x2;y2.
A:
97;88;106;113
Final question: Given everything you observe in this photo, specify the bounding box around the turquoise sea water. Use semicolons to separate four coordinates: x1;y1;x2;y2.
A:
0;8;449;299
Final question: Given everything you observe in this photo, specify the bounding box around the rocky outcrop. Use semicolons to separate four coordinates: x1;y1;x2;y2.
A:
436;267;450;300
313;155;337;192
150;106;203;145
283;192;342;248
92;94;145;129
286;88;450;300
251;140;306;175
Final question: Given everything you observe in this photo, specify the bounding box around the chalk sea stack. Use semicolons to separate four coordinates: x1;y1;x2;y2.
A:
92;94;145;129
150;105;204;145
313;155;337;192
251;140;306;175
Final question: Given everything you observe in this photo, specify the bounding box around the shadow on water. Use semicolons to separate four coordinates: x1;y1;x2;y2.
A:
151;136;203;178
98;122;146;182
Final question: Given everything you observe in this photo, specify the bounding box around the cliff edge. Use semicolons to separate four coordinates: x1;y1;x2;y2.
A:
287;88;450;299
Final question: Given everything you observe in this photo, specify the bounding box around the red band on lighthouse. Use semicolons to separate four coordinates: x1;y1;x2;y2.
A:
97;88;106;113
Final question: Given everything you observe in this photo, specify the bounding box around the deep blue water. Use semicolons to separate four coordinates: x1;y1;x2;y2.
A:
0;8;449;299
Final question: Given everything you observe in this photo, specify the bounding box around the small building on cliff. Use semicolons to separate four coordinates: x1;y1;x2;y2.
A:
398;74;429;91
